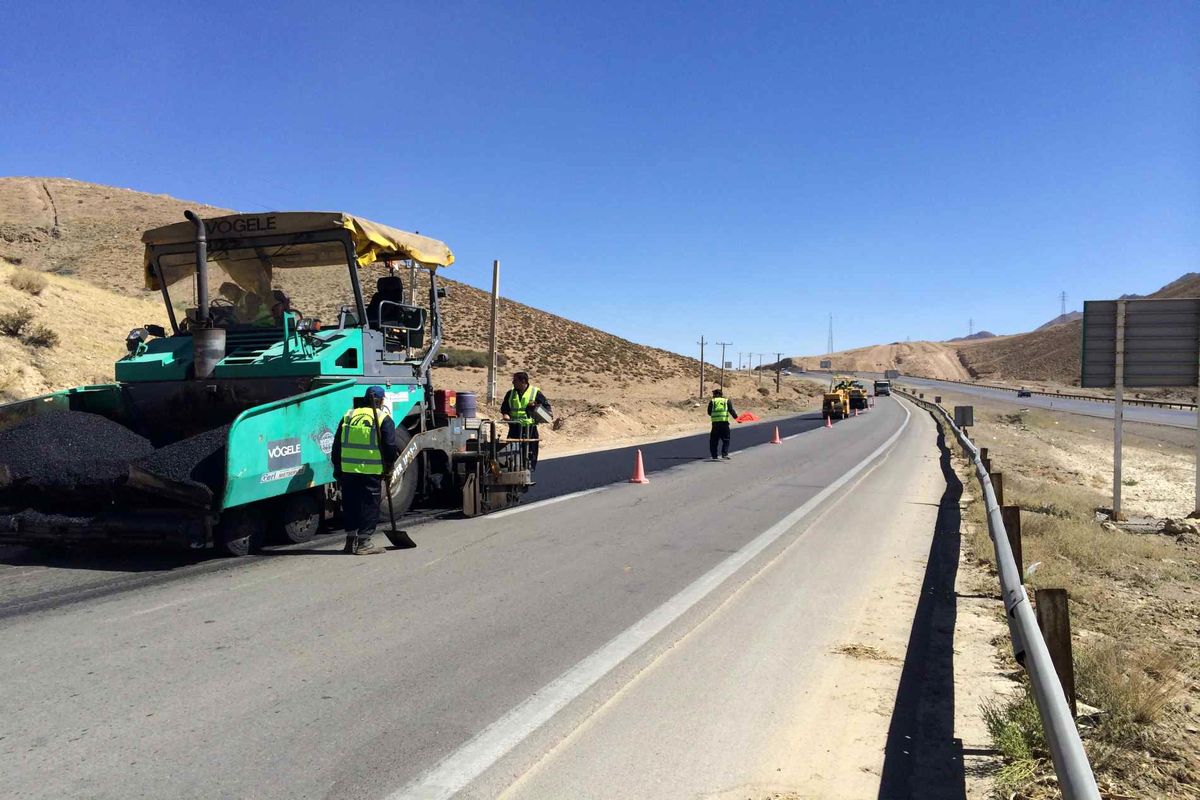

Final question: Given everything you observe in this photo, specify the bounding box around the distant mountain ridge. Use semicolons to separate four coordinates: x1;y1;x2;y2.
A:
948;331;996;342
1036;311;1083;330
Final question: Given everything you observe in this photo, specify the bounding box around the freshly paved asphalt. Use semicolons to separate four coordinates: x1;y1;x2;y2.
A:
0;399;935;799
529;411;826;501
0;411;830;615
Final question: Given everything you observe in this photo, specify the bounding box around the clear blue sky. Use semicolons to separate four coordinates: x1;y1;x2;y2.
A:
4;1;1197;360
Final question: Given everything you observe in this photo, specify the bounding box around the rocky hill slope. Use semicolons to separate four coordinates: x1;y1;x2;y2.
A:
0;177;697;391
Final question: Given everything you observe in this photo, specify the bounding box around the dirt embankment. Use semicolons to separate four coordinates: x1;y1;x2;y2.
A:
791;340;973;380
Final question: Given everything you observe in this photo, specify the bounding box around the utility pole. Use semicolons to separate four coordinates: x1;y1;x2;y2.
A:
697;336;706;398
827;314;834;355
486;260;500;402
717;342;732;388
969;317;974;337
775;351;783;393
757;353;766;386
1060;290;1068;317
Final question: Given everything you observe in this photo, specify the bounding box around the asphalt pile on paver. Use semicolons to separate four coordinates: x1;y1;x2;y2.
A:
0;412;231;512
0;410;154;511
132;424;230;497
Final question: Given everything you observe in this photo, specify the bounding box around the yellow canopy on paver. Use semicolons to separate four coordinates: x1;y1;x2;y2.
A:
142;212;454;290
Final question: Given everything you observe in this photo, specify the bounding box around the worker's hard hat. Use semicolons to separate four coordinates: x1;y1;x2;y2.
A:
364;385;386;400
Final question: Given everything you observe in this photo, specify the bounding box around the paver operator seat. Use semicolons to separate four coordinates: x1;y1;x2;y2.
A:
365;275;425;350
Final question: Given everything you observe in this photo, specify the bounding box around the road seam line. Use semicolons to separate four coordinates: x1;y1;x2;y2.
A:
486;487;610;519
389;403;912;800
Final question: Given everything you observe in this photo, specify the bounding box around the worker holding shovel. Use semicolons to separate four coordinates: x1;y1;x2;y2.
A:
332;386;400;555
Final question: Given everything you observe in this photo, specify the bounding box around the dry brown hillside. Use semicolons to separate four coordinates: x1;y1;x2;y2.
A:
0;177;818;448
792;340;973;380
797;273;1200;385
960;273;1200;383
0;177;696;385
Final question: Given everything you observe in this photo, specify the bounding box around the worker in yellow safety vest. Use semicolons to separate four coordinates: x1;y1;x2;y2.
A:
331;386;400;554
707;388;738;461
500;371;552;470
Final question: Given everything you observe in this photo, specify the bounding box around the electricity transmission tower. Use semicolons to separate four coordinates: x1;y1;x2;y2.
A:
1060;291;1068;317
827;314;834;355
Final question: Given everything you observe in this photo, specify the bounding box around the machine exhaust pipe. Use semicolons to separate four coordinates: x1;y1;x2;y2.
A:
183;211;225;377
184;210;209;325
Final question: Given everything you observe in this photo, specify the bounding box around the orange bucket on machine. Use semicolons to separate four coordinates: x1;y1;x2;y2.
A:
433;389;458;419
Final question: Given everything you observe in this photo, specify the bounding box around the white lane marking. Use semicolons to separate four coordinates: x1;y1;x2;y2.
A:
390;403;912;800
486;487;610;519
491;417;826;519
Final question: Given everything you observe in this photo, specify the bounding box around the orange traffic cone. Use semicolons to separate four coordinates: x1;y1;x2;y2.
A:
629;449;649;484
825;415;833;429
770;426;782;444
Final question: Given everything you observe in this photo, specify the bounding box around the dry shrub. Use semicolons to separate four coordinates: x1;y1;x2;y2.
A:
981;684;1046;795
1076;639;1187;749
9;269;47;295
22;324;59;348
1021;512;1182;588
0;307;33;337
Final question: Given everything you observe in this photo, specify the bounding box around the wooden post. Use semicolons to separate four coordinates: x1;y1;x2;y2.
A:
980;447;989;462
486;260;500;403
1001;505;1023;578
992;471;1004;506
1035;588;1078;716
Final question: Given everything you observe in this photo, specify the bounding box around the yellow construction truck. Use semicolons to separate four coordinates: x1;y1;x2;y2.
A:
845;380;869;411
822;381;850;420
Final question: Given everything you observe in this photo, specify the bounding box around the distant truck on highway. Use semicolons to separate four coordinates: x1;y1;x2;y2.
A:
874;380;891;396
884;369;900;379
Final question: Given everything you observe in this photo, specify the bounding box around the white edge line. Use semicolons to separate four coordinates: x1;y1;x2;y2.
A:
486;487;610;519
389;402;913;800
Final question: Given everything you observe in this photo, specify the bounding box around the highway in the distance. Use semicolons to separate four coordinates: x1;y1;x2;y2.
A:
797;370;1195;429
893;375;1196;429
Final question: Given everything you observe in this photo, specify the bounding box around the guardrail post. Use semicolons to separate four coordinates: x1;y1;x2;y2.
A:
992;471;1004;505
1035;588;1077;717
1001;505;1023;578
980;447;989;463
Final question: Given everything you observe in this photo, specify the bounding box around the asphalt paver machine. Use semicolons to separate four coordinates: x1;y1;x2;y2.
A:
0;211;533;553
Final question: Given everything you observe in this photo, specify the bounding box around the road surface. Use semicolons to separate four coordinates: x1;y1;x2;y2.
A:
0;412;827;616
0;398;954;799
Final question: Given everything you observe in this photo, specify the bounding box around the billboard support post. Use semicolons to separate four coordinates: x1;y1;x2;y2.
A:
1113;301;1125;520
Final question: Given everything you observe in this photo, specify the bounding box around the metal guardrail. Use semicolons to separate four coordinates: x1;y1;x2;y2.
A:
895;388;1101;800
